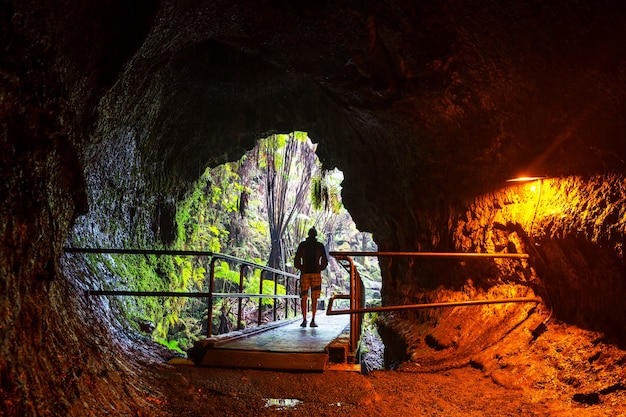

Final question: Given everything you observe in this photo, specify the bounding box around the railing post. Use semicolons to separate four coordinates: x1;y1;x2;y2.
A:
295;276;300;316
207;257;218;337
349;257;359;354
333;255;361;355
285;275;290;318
238;265;246;330
258;270;264;326
273;271;278;322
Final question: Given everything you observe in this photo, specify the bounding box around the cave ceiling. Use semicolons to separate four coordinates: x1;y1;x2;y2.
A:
23;0;624;248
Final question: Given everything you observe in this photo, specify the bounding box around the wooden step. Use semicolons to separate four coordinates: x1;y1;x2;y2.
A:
200;349;328;371
190;313;351;371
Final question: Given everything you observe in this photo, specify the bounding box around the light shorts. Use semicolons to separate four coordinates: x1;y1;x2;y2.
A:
300;273;322;299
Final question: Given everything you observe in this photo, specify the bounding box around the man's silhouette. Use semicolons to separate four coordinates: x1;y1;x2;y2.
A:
294;227;328;327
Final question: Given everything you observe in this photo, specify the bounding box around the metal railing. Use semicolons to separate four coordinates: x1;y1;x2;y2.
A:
64;248;300;337
329;254;364;358
326;251;541;356
206;253;300;335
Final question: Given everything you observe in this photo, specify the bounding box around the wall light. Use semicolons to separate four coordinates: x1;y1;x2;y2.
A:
506;175;547;237
505;176;547;183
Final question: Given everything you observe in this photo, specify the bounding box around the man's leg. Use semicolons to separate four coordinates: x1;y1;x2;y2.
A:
310;296;318;327
309;273;322;327
300;274;311;327
300;296;308;327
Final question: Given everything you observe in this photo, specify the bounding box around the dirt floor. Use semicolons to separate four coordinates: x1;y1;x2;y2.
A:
137;322;626;417
149;363;625;417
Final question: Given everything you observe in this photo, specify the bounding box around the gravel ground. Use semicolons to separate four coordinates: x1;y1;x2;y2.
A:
153;364;626;417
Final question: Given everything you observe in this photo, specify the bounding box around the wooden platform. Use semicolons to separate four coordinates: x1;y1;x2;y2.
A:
189;313;353;372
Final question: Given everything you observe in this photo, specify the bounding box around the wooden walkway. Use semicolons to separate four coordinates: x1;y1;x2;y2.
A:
187;313;354;372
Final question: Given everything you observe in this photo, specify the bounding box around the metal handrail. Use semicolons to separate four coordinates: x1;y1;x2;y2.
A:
327;297;542;315
208;253;299;335
326;251;537;357
64;247;215;256
331;255;363;355
329;251;530;259
85;289;299;299
64;248;300;337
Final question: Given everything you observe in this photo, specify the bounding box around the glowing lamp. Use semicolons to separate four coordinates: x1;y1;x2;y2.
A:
505;175;548;237
506;176;546;183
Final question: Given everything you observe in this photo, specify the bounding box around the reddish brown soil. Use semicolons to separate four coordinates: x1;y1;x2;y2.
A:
148;363;626;416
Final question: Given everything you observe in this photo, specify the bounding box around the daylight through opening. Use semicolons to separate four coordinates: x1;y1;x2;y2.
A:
169;131;382;350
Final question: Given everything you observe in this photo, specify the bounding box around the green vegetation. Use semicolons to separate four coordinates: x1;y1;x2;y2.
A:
89;132;381;353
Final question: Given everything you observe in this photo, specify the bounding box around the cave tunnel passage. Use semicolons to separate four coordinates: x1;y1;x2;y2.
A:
5;1;626;415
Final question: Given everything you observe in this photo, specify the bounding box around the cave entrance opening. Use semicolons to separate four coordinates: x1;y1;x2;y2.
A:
168;131;382;353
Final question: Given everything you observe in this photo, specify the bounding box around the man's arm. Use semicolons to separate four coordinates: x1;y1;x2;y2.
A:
294;244;304;270
318;243;328;270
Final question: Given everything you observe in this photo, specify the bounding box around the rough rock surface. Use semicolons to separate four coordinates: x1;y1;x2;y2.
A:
2;0;626;415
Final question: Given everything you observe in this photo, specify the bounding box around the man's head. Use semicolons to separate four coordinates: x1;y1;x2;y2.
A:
308;227;317;238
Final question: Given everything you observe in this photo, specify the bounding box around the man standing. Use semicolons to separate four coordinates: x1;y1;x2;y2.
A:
294;227;328;327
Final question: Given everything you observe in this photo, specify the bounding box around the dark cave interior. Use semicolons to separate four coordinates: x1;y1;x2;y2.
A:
2;0;626;415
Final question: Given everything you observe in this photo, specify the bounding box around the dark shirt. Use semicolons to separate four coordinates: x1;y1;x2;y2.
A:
294;237;328;274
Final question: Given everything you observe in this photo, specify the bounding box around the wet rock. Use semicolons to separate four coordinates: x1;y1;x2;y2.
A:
137;319;156;334
573;392;601;405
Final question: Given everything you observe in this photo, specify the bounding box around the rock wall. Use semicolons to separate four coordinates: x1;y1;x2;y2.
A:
0;1;171;415
377;176;626;399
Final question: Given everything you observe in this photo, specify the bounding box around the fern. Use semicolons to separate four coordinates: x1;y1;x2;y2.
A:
154;337;185;355
244;270;287;305
214;261;241;284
